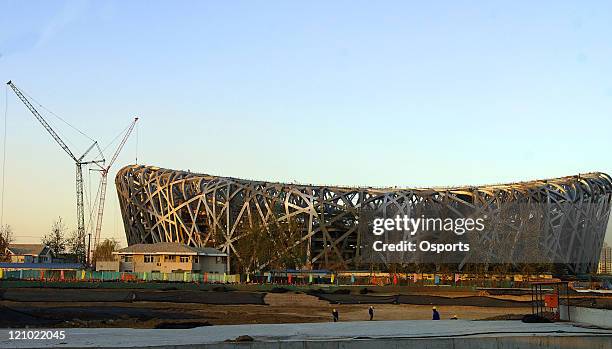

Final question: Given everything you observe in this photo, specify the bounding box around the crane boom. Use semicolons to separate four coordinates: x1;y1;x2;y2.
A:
93;175;108;248
7;81;78;162
107;117;138;172
7;80;104;265
93;117;138;249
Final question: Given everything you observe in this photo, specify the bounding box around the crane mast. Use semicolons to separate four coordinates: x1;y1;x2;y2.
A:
93;117;138;249
6;81;104;264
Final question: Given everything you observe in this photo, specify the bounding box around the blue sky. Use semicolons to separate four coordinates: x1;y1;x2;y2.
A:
1;1;611;245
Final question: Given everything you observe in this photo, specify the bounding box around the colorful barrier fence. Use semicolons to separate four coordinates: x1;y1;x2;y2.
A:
0;269;239;283
246;272;556;288
0;267;555;288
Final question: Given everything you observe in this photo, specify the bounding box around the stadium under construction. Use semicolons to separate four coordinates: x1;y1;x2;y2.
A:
116;165;612;274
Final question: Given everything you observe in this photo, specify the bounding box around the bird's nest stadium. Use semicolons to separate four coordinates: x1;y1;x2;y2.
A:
116;165;612;274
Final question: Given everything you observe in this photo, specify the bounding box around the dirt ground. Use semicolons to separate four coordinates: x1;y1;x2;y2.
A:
264;293;532;321
3;286;609;328
0;292;533;328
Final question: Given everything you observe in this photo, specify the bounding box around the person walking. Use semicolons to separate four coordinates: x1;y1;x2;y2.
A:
368;306;374;320
332;308;339;322
432;306;440;320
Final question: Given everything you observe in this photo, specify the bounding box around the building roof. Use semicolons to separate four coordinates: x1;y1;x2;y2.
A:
7;244;49;256
114;242;226;256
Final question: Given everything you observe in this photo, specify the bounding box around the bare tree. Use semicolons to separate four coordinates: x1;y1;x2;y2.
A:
0;224;14;262
66;230;86;260
42;217;67;256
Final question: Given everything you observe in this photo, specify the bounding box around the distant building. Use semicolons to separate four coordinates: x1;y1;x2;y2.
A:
6;244;53;263
598;243;612;274
98;242;227;274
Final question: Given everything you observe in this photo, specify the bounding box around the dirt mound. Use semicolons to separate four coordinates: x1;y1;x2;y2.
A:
314;293;532;307
1;288;265;305
316;294;397;304
269;287;290;293
359;288;376;294
332;289;351;295
397;295;531;308
479;288;532;296
0;305;61;328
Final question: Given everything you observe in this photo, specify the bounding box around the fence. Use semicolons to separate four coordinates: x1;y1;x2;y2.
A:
247;271;555;288
0;268;239;283
0;268;554;288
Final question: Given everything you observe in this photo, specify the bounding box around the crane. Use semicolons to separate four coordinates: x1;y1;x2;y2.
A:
6;81;105;264
92;117;138;250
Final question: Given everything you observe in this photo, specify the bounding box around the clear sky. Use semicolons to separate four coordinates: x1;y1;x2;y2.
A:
1;1;611;246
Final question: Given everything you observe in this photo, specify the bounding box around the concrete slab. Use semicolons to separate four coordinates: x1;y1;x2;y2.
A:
1;320;611;348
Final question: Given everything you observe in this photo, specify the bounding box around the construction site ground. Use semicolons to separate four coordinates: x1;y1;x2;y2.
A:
2;286;610;329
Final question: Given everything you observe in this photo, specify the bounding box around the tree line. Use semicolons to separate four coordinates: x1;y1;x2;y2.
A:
0;217;120;263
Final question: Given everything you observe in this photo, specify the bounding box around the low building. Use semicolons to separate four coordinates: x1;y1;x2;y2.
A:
95;260;120;272
106;242;227;274
6;244;53;263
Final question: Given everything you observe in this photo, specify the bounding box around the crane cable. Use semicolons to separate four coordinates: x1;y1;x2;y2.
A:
17;85;94;142
85;166;92;232
101;122;131;155
16;84;103;161
1;85;8;228
135;121;139;164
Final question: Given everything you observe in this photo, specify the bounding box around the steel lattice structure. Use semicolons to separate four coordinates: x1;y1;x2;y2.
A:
116;165;612;273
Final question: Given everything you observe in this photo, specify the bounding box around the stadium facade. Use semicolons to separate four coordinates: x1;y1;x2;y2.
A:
116;165;612;274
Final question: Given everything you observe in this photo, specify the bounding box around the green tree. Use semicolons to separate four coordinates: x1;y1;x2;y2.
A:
92;238;120;263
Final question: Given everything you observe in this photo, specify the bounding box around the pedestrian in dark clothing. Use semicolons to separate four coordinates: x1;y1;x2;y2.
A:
368;306;374;320
432;306;440;320
332;309;339;322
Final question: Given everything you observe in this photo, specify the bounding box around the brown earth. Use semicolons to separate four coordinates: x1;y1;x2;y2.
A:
3;287;608;328
0;291;533;328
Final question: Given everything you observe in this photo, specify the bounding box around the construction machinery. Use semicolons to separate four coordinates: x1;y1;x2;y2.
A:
7;81;105;264
92;117;138;250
